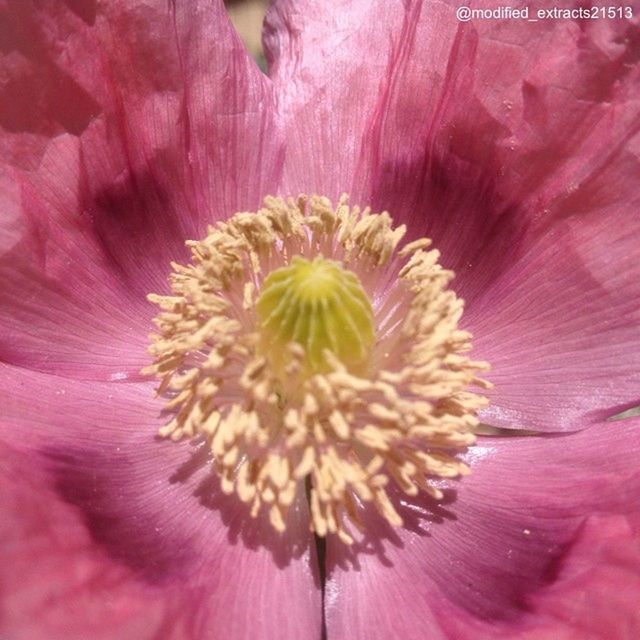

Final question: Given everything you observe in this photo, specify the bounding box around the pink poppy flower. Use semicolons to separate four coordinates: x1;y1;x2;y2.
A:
1;0;639;638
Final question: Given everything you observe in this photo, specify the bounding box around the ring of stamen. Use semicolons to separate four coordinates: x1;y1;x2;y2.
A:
145;195;490;544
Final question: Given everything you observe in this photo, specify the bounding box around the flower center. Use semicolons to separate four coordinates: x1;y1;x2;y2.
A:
256;256;375;376
145;195;490;544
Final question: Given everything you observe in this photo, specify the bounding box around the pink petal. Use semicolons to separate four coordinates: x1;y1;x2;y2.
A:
1;0;282;379
443;516;640;640
470;188;640;431
266;1;638;289
0;364;321;639
265;0;407;201
1;119;153;381
325;421;640;639
266;0;640;432
519;515;640;639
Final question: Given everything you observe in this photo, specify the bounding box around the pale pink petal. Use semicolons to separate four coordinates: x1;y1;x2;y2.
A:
266;0;640;432
0;0;282;378
325;421;640;639
0;364;321;639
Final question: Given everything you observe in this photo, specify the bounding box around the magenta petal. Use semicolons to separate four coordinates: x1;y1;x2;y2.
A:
0;364;321;639
1;0;282;378
325;421;640;639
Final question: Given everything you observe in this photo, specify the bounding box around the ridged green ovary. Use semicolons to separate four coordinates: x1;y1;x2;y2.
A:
256;256;375;374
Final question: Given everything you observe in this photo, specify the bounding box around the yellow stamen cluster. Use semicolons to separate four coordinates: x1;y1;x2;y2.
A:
145;195;490;544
